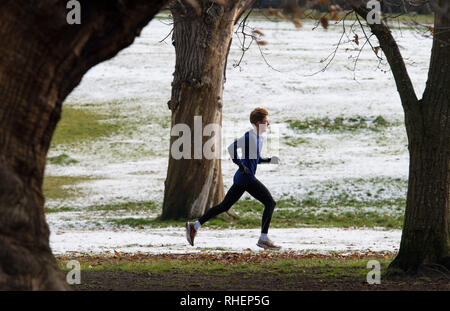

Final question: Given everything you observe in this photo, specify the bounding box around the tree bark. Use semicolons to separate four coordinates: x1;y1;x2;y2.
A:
0;0;166;290
353;1;450;272
162;0;255;220
389;3;450;272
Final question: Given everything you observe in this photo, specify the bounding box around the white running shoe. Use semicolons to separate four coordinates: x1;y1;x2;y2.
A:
185;222;197;246
256;237;281;250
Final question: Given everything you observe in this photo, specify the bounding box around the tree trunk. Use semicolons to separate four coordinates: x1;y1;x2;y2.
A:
354;0;450;273
162;0;254;219
389;6;450;272
0;0;166;290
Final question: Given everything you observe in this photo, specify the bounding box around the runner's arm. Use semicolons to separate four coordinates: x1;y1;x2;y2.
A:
228;136;251;174
259;156;279;164
259;157;271;164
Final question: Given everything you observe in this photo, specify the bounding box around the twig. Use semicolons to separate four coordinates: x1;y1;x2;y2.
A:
159;27;174;44
305;11;353;77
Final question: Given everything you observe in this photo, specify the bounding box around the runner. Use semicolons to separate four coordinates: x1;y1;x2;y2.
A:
186;107;281;250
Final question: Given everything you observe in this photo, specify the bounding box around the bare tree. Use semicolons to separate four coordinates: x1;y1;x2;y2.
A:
0;0;166;290
306;0;449;273
352;0;449;274
162;0;257;220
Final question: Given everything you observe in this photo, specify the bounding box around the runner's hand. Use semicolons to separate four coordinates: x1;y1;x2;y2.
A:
239;164;251;175
270;156;280;164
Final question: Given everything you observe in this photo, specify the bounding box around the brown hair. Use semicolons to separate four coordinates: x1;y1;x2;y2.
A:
250;107;268;125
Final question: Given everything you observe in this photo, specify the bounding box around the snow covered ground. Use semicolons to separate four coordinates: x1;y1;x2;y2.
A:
50;227;401;255
46;14;432;255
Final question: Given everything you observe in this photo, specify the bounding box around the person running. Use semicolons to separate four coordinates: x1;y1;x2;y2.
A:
186;107;281;250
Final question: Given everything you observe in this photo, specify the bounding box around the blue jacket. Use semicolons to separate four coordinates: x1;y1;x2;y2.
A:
227;129;269;186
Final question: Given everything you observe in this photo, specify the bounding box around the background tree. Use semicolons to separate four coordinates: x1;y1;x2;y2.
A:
351;0;449;274
0;0;166;290
162;0;257;220
300;0;449;273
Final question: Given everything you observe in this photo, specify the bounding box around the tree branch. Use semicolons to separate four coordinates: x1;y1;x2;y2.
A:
352;3;419;113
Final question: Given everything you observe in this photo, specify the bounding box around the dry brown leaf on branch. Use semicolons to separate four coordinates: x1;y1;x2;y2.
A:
292;18;303;28
374;46;380;55
252;29;265;37
330;11;339;21
354;33;359;46
428;26;434;36
320;16;329;29
256;40;268;46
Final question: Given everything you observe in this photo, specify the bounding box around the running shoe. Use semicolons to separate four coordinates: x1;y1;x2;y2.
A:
256;237;281;250
186;222;197;246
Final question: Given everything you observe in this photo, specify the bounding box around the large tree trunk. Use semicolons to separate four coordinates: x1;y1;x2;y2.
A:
162;0;255;219
0;0;166;290
353;1;450;273
389;5;450;272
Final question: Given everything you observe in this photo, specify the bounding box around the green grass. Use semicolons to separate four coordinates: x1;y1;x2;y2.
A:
57;254;393;283
47;153;79;165
287;115;396;133
45;206;78;213
51;107;123;147
283;136;310;147
45;201;159;214
106;194;405;229
42;175;96;201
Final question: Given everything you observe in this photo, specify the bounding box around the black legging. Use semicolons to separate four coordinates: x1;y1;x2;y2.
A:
198;178;276;234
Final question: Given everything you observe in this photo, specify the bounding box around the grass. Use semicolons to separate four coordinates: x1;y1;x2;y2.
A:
287;115;396;133
57;253;394;285
51;107;123;147
42;175;96;201
57;253;392;276
47;153;79;165
283;136;310;147
105;194;405;229
45;201;159;214
57;253;449;291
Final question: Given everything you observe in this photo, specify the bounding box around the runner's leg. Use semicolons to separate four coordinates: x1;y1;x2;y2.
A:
246;179;276;234
198;183;246;225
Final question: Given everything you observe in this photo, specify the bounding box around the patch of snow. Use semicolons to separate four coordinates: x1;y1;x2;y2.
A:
50;227;401;255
